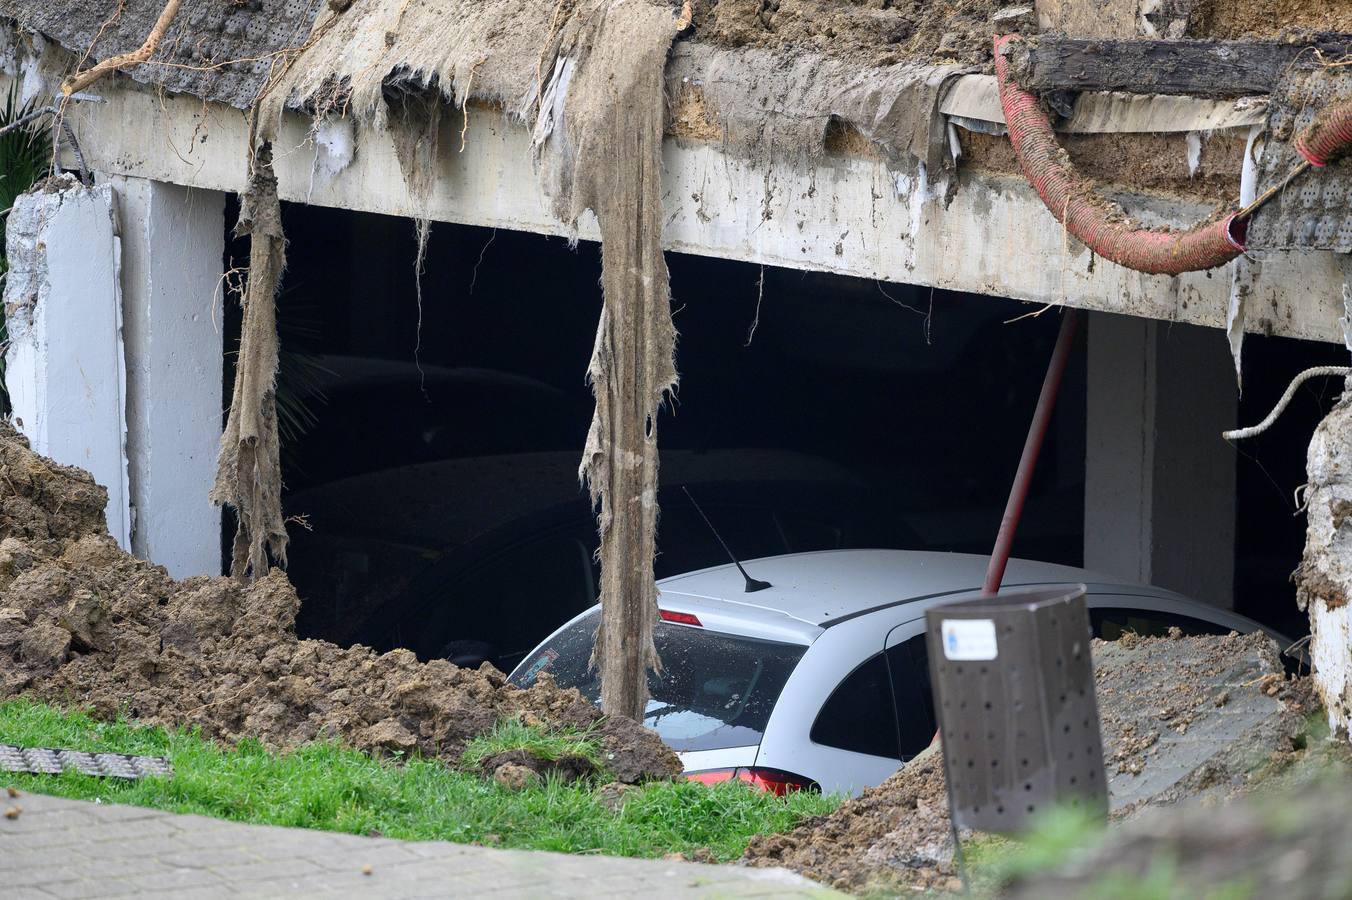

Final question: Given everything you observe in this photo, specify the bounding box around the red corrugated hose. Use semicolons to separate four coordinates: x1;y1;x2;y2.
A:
1296;102;1352;167
993;34;1246;275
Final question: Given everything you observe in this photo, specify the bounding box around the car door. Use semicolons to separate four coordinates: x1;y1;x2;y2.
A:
753;613;910;795
883;618;940;761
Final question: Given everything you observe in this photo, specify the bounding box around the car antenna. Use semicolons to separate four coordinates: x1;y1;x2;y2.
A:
681;486;772;593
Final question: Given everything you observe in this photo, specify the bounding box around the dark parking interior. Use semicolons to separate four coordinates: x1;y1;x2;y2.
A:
222;200;1326;670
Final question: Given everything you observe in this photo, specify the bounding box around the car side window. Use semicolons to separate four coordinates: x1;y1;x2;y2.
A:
809;653;901;760
1090;607;1231;641
886;635;937;761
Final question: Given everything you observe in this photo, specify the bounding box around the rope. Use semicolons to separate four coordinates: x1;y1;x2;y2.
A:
1222;366;1352;441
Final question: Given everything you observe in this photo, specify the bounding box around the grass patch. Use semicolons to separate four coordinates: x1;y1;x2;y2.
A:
0;700;837;860
462;719;604;770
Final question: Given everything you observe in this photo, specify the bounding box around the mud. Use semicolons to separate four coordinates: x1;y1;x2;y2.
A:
744;745;962;895
1192;0;1352;40
697;0;1007;67
744;630;1314;893
478;748;599;784
0;425;680;783
960;130;1246;206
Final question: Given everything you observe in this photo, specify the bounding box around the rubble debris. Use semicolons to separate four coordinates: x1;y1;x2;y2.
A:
744;631;1314;893
492;762;540;791
0;424;681;783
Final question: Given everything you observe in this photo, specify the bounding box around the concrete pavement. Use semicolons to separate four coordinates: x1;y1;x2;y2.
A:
0;790;841;898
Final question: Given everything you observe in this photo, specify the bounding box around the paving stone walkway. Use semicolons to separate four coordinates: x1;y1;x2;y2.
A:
0;790;840;898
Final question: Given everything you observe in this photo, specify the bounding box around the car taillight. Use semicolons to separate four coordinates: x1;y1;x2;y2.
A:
659;609;701;626
685;767;818;796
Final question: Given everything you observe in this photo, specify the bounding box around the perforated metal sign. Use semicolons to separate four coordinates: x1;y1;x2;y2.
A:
1247;67;1352;252
0;744;172;780
926;585;1107;834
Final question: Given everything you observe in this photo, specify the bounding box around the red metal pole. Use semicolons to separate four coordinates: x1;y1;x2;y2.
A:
982;308;1081;596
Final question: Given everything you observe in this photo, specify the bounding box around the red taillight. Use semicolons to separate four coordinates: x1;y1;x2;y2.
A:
685;767;817;796
659;609;701;626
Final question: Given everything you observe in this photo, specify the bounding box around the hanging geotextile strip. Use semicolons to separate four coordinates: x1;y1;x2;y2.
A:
538;0;685;720
210;140;288;581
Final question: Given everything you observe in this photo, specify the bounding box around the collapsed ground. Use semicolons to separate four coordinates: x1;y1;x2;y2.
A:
0;420;1337;893
743;630;1326;894
0;423;678;783
694;0;1352;68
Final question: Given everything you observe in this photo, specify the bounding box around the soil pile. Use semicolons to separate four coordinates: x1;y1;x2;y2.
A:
744;745;961;894
0;425;680;783
744;630;1313;894
697;0;1006;67
1192;0;1352;40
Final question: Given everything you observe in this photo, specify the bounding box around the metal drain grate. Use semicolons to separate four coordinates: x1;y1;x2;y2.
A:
0;745;172;780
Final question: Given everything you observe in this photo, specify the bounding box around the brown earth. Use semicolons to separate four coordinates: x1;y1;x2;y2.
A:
477;747;600;784
744;630;1316;894
696;0;1007;67
744;745;962;895
1192;0;1352;40
0;425;680;784
960;130;1246;206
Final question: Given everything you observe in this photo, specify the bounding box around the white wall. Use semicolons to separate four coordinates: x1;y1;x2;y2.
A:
112;176;225;578
3;180;131;547
1084;313;1237;606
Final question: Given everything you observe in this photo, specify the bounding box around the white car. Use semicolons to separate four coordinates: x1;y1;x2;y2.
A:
508;549;1277;796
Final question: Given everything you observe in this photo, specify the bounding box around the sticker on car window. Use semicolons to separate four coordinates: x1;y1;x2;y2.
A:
941;619;998;661
521;649;559;685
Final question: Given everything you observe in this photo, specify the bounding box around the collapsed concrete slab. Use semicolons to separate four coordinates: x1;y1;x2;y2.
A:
2;175;129;549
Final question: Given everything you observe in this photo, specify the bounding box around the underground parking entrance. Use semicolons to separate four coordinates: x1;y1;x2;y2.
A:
227;200;1327;674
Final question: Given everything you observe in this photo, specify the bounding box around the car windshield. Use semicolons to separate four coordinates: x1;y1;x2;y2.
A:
510;610;808;752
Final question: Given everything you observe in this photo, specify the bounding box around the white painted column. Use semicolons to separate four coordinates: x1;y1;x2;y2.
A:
1084;313;1237;607
3;177;131;547
110;176;225;578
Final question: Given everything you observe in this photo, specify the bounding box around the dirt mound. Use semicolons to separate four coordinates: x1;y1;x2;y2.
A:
745;745;960;895
697;0;1006;67
0;425;680;783
744;630;1312;893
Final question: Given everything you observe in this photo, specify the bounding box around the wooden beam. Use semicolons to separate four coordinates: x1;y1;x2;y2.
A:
1013;37;1352;97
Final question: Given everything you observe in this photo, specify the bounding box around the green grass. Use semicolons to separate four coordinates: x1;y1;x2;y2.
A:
0;700;838;861
462;719;605;770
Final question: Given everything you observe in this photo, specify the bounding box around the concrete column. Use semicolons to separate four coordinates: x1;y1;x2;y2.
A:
3;178;131;547
1084;313;1237;607
111;176;225;578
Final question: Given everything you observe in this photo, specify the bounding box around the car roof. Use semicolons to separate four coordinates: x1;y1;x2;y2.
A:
656;549;1137;633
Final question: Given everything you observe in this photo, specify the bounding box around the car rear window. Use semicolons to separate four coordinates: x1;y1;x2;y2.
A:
510;610;807;752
